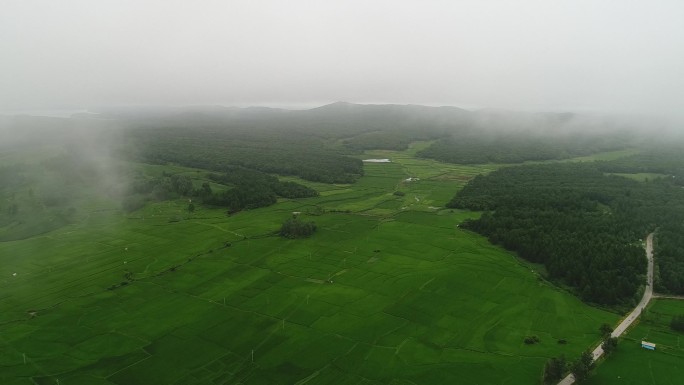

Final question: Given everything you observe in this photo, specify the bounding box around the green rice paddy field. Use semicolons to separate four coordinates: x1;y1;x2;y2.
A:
587;299;684;385
1;147;621;384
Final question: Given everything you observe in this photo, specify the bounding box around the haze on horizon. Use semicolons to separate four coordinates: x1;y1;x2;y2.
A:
1;0;683;121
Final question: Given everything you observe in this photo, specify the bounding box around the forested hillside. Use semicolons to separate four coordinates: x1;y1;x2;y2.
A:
596;148;684;292
108;103;637;177
414;110;637;164
128;126;364;184
417;133;627;164
450;162;684;303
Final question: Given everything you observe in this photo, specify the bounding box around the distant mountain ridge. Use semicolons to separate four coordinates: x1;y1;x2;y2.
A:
81;101;615;134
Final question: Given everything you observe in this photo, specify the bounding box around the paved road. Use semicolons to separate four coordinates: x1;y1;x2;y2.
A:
557;233;654;385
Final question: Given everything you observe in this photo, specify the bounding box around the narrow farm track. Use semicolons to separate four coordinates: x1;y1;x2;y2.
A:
558;233;655;385
652;293;684;300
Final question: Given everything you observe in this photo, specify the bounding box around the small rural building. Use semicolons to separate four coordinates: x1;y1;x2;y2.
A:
641;341;656;350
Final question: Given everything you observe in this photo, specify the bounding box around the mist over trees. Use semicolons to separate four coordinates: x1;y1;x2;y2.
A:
111;102;643;178
3;105;683;299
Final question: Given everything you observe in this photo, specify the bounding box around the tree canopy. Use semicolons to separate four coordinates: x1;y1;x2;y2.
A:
280;217;317;239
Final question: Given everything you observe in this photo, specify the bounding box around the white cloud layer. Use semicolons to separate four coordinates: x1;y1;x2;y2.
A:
1;0;683;119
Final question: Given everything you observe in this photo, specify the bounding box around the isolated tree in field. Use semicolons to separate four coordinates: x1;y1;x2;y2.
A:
599;323;613;337
571;351;593;382
524;335;540;344
542;355;566;384
602;337;618;355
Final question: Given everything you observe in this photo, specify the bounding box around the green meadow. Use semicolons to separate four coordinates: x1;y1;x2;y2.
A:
1;147;620;384
587;299;684;385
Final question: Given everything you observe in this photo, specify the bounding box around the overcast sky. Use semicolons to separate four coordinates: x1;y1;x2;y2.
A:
1;0;683;117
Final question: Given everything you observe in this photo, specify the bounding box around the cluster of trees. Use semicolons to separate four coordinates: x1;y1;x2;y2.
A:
417;134;626;164
542;336;617;384
280;217;317;238
602;337;618;355
128;173;213;200
571;351;595;382
205;167;318;213
123;166;318;214
449;162;684;304
542;355;567;384
543;343;618;385
122;173;203;212
524;335;541;345
542;350;596;384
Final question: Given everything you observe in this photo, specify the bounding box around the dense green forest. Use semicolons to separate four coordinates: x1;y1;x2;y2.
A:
597;147;684;184
109;102;462;182
127;126;364;184
596;148;684;292
109;103;637;180
279;216;317;238
449;162;684;303
205;167;318;212
124;165;317;214
417;133;629;164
